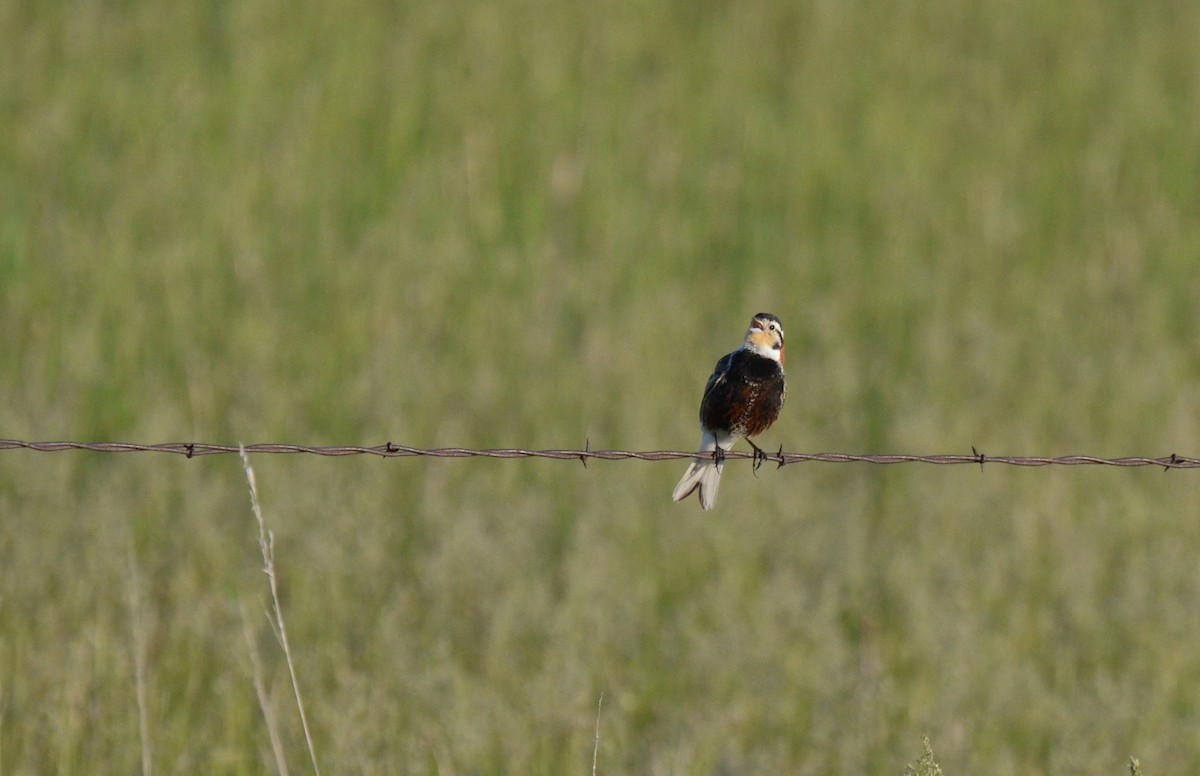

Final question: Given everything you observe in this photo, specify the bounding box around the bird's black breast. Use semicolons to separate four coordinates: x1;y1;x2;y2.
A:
698;349;786;438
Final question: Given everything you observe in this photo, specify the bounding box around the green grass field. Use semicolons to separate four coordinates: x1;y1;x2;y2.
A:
3;0;1200;772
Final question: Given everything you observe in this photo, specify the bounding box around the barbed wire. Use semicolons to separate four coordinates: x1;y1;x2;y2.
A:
0;439;1196;470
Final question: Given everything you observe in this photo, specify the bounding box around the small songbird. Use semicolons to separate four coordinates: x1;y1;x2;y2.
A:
672;312;786;509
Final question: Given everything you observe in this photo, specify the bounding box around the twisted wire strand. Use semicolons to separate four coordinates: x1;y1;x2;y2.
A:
0;439;1196;469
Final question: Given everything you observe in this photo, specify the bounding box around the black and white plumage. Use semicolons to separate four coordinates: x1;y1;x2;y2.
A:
672;313;786;510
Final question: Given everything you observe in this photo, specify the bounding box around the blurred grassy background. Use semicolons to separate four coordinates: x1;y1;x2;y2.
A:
2;0;1200;772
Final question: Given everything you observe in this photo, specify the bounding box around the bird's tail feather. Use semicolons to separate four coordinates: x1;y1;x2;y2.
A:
672;431;731;510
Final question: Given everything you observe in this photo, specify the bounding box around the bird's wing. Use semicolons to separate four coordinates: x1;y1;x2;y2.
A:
701;353;734;403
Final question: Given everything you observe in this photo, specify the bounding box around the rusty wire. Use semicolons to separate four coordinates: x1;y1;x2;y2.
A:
0;439;1196;469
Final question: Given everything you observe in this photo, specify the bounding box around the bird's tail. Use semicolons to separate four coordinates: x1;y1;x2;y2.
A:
672;431;732;510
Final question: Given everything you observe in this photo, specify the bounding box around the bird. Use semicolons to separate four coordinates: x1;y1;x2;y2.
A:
672;312;786;510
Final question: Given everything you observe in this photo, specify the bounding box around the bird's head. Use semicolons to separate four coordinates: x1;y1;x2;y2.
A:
743;312;784;363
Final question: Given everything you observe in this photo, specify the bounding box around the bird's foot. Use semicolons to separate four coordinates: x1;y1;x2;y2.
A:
747;439;767;474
